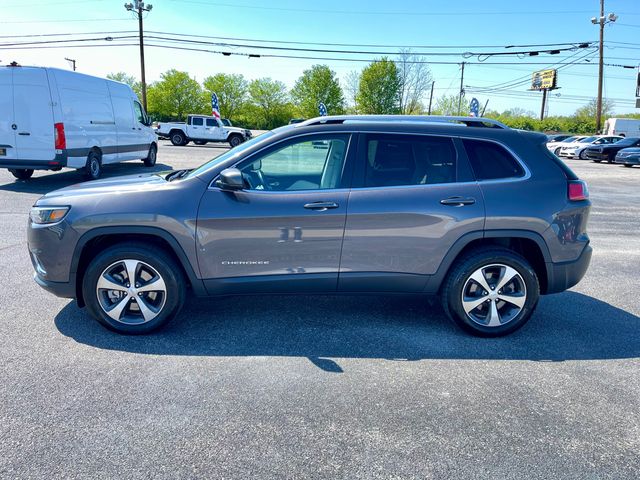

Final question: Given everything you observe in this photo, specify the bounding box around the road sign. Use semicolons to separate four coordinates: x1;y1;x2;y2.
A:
469;98;480;117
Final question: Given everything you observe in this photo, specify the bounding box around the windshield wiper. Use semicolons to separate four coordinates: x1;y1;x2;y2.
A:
166;169;191;182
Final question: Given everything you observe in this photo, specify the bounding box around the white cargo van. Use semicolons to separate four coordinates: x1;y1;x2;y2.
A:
603;118;640;138
0;65;157;180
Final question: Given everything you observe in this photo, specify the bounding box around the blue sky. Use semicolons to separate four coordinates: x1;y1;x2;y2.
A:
2;0;639;116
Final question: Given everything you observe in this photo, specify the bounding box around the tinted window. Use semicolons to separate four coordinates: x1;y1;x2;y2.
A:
239;135;349;191
363;134;456;187
462;139;525;181
191;117;204;126
206;118;218;127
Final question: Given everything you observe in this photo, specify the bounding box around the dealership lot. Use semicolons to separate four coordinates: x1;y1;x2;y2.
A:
0;141;638;478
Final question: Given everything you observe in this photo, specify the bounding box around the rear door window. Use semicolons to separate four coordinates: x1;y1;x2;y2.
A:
361;134;457;187
462;139;525;181
191;117;204;126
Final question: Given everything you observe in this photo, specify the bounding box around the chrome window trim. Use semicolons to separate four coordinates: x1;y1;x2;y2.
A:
207;129;531;191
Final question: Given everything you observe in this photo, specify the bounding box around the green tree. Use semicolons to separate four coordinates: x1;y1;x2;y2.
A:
106;72;141;98
146;69;206;121
202;73;248;121
290;65;345;118
247;78;292;129
574;98;614;120
356;58;401;114
433;94;465;116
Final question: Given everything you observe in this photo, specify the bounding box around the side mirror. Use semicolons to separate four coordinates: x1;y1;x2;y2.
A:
216;168;244;191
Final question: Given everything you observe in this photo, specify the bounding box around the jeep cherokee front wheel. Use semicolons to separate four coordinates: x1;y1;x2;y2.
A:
441;248;540;337
82;243;186;334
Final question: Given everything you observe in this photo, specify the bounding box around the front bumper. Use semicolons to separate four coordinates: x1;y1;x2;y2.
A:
615;156;640;165
33;272;76;298
545;244;592;294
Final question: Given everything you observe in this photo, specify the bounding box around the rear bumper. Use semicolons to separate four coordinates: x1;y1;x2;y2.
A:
545;244;592;294
0;153;67;170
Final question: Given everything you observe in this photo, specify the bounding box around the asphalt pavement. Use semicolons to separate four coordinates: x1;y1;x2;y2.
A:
0;141;638;479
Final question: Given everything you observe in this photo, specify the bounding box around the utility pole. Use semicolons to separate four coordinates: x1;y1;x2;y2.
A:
458;62;465;115
65;57;76;71
427;81;435;115
591;2;617;133
125;1;153;111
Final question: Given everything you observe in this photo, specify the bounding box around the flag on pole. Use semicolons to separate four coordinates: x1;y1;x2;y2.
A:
211;93;221;119
318;102;328;116
469;97;480;117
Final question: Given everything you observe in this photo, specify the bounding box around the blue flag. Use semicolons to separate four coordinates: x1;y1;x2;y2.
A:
469;97;480;117
318;102;328;116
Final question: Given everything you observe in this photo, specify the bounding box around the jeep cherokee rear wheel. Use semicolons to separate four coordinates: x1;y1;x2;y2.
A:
441;248;540;337
82;243;186;334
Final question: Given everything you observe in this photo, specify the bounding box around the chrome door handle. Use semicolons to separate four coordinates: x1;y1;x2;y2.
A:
304;201;339;211
440;196;476;206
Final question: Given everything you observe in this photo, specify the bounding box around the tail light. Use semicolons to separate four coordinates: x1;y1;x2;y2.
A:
568;180;589;201
54;122;66;150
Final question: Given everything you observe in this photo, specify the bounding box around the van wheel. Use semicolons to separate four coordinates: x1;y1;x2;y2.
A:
9;168;34;180
170;131;187;146
228;134;242;148
441;248;540;337
82;242;186;334
143;144;157;167
84;150;102;180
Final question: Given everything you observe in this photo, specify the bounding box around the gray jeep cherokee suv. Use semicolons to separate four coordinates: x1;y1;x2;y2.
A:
28;116;592;336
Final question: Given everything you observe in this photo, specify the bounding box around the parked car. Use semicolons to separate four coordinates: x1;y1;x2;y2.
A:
0;65;156;180
585;137;640;163
546;136;586;156
614;147;640;167
28;115;592;337
603;118;640;137
546;134;573;143
558;135;622;160
156;115;251;148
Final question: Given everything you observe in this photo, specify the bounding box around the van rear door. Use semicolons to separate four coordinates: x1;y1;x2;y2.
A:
12;68;55;161
0;69;17;162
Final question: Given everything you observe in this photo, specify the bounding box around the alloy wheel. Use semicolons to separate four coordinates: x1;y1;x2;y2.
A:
461;264;527;327
96;259;167;325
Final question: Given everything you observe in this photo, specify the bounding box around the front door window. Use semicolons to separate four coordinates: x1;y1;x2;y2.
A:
238;135;349;191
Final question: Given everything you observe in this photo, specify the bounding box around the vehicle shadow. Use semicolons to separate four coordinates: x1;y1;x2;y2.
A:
55;291;640;371
0;162;173;195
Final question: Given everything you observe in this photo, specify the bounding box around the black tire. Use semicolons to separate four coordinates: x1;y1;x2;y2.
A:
143;143;157;167
554;147;561;155
82;243;186;334
441;247;540;337
9;168;34;180
228;134;243;148
170;131;187;146
592;159;602;163
193;140;207;146
623;164;633;168
579;149;587;160
83;150;102;180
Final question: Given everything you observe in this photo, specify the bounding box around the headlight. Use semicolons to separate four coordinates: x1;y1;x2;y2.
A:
29;206;70;225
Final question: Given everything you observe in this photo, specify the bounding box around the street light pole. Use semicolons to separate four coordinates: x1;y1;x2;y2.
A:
592;2;617;133
125;1;153;111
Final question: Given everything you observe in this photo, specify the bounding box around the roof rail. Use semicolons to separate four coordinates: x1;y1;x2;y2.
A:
297;115;509;129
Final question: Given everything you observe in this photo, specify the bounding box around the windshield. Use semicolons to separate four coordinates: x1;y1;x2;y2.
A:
186;132;276;178
560;136;578;143
579;136;597;143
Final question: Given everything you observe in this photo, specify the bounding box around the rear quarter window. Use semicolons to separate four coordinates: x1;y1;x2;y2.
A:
462;139;525;181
